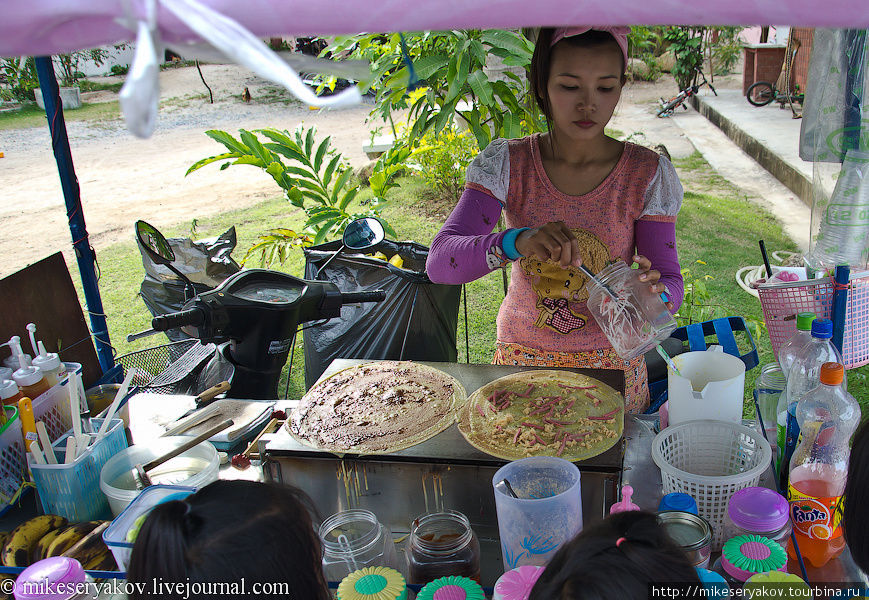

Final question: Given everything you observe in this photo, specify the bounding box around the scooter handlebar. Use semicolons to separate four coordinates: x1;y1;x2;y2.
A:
341;290;386;304
152;308;206;331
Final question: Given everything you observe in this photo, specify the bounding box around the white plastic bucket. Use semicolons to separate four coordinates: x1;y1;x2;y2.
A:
667;351;745;427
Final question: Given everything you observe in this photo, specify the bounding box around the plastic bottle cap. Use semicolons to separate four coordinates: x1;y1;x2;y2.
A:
810;318;833;339
819;362;844;385
796;312;815;331
659;493;698;514
31;352;60;372
14;557;86;600
13;366;44;388
0;379;20;401
0;367;12;382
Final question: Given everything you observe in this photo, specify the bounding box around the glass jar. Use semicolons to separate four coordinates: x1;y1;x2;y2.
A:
724;487;791;549
657;511;712;569
754;364;785;461
319;509;400;582
407;510;481;585
585;261;677;360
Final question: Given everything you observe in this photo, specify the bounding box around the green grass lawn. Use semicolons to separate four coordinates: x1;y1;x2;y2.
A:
66;152;867;419
0;101;121;131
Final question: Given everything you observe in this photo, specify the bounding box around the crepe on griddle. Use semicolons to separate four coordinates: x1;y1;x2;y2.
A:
288;361;465;454
458;370;624;461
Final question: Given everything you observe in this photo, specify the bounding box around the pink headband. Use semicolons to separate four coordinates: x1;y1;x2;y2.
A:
550;26;630;67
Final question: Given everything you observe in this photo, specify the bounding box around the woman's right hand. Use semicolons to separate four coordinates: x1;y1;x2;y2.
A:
515;222;580;268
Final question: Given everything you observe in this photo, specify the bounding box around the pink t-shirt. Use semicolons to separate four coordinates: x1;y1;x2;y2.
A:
467;134;674;353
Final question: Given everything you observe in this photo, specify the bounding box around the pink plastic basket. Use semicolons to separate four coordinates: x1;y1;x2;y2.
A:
757;275;869;369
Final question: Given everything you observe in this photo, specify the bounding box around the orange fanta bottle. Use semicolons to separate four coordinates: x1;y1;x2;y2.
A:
787;363;860;567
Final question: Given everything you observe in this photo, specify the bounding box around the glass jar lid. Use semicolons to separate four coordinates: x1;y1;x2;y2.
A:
727;487;789;532
657;511;712;552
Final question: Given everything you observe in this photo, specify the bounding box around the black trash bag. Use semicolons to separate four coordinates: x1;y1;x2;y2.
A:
303;239;461;388
139;227;241;342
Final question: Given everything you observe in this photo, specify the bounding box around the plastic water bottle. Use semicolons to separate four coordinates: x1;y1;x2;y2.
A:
778;318;844;485
787;362;860;568
777;312;815;379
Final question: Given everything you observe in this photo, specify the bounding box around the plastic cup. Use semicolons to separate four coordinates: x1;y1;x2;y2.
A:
492;457;582;570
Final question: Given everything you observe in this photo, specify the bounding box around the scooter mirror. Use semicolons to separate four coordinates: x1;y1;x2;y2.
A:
343;217;385;251
136;220;175;265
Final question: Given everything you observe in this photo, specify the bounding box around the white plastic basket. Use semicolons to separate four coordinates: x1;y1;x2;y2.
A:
31;362;83;442
0;407;24;514
651;420;772;550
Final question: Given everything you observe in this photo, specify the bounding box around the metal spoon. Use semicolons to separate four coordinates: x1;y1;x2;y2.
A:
577;264;618;300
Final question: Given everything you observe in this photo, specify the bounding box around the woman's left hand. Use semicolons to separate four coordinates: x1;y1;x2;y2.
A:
633;255;673;311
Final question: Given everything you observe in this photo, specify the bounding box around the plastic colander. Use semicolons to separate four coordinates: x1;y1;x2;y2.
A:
651;420;771;550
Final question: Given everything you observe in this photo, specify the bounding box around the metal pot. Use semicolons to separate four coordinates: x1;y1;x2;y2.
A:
657;510;713;568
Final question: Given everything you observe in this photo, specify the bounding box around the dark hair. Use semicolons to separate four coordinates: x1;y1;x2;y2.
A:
529;511;701;600
529;27;627;128
844;420;869;573
127;480;330;600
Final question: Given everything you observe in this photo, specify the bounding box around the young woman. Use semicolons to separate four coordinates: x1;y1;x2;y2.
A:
127;480;331;600
529;511;701;600
426;27;684;412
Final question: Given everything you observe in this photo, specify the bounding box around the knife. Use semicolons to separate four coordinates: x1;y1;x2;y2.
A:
170;380;231;425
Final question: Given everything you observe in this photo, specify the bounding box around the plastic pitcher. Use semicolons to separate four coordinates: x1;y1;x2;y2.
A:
492;457;582;570
667;351;745;427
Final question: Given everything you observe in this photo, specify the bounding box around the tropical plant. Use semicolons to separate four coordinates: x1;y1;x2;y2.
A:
326;30;545;151
55;48;114;88
411;128;479;204
675;262;722;326
627;26;669;58
187;125;396;264
709;27;743;76
0;57;38;102
664;27;706;91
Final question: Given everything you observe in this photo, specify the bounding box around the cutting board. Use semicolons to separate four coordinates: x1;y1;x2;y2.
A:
126;391;198;443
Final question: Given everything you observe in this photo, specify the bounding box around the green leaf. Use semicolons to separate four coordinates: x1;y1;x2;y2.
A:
446;46;470;102
338;186;359;211
323;155;342;187
313;137;331;173
312;218;341;244
331;169;353;203
306;207;343;226
284;165;318;180
433;97;459;135
469;40;487;67
265;161;284;178
482;30;533;60
467;70;493;105
295;179;330;202
186;152;242;175
265;143;310;165
287;187;304;207
412;55;450;80
304;127;316;157
239;130;273;165
257;128;299;149
234;156;266;167
204;130;249;154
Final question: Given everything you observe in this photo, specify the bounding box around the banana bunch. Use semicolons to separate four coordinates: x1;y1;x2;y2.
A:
0;516;116;571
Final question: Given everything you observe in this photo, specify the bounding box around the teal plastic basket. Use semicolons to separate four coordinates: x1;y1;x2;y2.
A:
28;417;128;521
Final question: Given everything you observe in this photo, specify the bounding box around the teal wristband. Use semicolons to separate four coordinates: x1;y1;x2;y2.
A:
502;228;529;260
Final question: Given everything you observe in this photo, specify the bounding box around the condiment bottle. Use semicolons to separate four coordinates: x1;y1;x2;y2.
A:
0;379;25;407
27;324;65;387
8;337;49;400
407;510;481;585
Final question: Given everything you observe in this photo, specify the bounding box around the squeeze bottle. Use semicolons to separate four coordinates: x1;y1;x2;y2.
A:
8;337;49;400
1;337;29;372
26;324;65;387
787;362;860;568
0;379;24;407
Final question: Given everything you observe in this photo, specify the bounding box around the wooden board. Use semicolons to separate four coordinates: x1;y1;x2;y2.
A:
0;253;101;386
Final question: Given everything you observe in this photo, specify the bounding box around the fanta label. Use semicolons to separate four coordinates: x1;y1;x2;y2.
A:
787;483;844;540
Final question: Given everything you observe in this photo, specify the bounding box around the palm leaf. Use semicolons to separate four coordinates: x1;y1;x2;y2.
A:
186;152;242;175
205;130;249;154
313;137;331;173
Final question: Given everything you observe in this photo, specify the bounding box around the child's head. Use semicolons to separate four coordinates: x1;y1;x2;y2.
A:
844;420;869;573
127;480;330;600
530;27;629;142
529;511;701;600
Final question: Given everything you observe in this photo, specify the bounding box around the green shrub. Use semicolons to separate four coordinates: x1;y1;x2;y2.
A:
411;128;478;205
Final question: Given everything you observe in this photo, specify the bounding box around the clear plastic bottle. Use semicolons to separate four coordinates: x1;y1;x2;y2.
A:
777;312;815;379
778;319;844;484
787;362;860;568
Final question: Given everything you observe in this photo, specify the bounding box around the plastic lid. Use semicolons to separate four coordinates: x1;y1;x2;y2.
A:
493;566;545;600
32;352;61;372
417;577;484;600
14;557;86;600
695;568;729;597
721;535;787;582
727;487;789;532
338;567;406;600
796;312;815;331
744;572;812;599
819;362;844;385
658;493;698;514
13;366;44;387
0;367;11;381
0;379;20;400
811;318;833;339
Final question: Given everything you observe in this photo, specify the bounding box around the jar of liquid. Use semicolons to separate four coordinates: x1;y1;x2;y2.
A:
0;379;24;406
657;511;712;569
319;509;400;583
12;366;49;401
724;487;791;549
585;261;677;360
407;510;480;585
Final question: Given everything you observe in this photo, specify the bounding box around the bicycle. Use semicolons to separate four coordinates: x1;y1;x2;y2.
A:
656;69;717;117
745;81;805;107
745;31;803;118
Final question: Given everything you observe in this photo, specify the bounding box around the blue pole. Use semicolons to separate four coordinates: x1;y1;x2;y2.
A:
34;56;114;374
831;265;849;355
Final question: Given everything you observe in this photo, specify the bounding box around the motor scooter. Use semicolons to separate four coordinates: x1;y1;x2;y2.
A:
132;218;387;399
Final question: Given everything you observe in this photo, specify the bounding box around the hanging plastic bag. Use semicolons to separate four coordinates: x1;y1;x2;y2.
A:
801;29;869;270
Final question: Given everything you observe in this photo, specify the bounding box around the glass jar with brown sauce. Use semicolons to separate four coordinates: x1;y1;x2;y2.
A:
406;510;481;585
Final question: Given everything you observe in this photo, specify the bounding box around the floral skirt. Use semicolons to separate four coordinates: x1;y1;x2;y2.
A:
492;341;649;414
